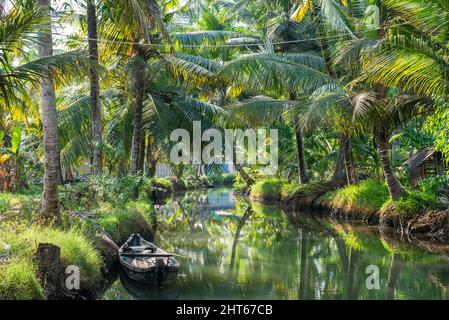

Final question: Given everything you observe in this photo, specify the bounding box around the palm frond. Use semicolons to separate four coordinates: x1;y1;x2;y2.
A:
9;50;89;84
361;35;449;96
384;0;449;38
164;55;219;86
227;96;289;126
172;30;243;47
219;52;336;94
58;94;92;169
0;2;46;53
291;0;313;22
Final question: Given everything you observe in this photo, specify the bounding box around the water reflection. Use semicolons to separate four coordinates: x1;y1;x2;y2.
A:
102;188;449;300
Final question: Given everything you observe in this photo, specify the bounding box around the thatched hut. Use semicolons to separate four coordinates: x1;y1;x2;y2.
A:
406;147;446;185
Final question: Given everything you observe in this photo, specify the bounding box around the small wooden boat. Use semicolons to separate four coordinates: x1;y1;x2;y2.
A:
119;234;179;286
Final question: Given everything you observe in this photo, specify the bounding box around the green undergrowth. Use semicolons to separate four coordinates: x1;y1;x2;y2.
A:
383;177;448;217
151;177;174;193
207;173;236;186
320;179;390;215
0;259;45;300
96;200;154;244
0;180;158;299
250;177;288;201
0;222;102;299
0;187;41;220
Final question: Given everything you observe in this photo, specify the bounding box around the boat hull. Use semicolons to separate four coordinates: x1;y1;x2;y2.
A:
121;266;178;286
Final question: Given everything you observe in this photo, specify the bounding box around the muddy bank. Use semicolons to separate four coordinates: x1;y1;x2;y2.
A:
379;206;449;241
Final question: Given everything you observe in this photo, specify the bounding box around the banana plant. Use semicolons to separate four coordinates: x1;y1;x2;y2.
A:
0;127;22;164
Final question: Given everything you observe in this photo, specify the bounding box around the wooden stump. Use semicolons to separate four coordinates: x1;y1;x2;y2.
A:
35;243;63;300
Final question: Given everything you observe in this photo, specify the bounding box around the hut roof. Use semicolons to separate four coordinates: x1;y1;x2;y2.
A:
405;147;438;170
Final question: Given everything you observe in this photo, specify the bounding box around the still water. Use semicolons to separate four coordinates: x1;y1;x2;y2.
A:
102;188;449;300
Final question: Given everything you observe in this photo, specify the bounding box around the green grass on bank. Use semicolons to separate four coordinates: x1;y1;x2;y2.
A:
319;179;389;215
0;223;102;299
250;177;288;201
0;259;45;300
383;187;447;217
0;180;157;300
97;201;154;244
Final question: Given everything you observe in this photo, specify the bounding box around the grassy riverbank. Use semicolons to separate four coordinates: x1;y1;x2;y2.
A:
243;176;449;238
0;178;159;299
0;173;238;299
1;172;447;299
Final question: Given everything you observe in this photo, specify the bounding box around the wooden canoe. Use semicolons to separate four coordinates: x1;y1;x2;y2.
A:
119;234;179;286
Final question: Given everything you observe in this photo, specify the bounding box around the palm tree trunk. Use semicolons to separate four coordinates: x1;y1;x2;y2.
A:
332;135;347;186
0;1;4;17
129;47;146;175
344;137;358;185
230;207;252;269
38;0;60;219
87;0;102;176
375;127;405;201
346;247;360;299
146;137;157;178
295;128;310;184
137;135;145;174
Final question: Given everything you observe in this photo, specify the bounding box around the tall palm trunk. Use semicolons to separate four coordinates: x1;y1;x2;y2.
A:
129;47;146;175
375;127;405;201
38;0;59;219
146;137;157;178
87;0;102;176
289;91;310;185
332;135;347;186
344;136;358;185
230;208;252;269
374;84;405;201
137;135;145;173
295;127;310;184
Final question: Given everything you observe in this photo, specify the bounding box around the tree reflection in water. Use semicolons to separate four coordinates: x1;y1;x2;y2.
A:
102;188;449;300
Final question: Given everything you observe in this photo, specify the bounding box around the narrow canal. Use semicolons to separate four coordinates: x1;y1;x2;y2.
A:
102;188;449;300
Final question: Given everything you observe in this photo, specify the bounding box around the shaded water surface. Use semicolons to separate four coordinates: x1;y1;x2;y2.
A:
102;188;449;300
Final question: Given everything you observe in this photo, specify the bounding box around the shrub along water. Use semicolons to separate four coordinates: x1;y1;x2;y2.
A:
207;173;236;186
319;179;390;216
250;177;288;201
97;201;154;244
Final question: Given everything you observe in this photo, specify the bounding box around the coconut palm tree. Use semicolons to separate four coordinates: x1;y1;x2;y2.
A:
1;1;89;216
37;0;61;218
289;0;417;199
94;0;173;175
86;0;103;176
219;48;338;182
330;1;445;200
220;0;360;185
360;0;449;97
